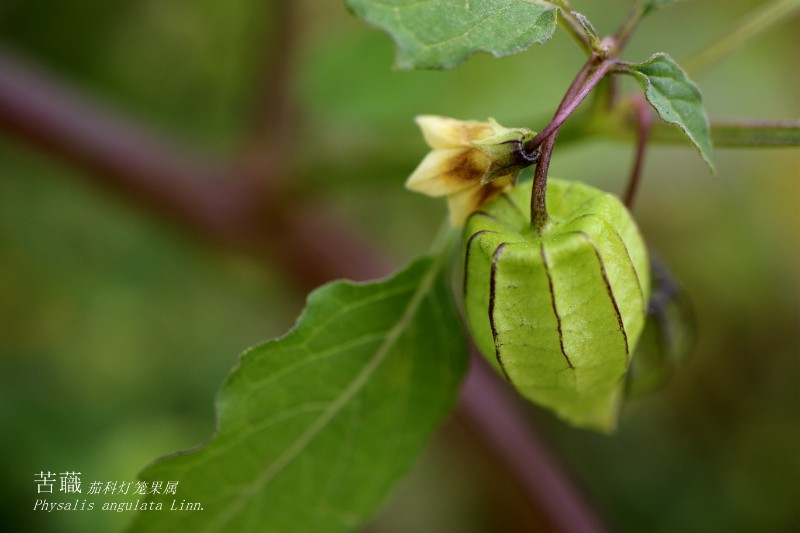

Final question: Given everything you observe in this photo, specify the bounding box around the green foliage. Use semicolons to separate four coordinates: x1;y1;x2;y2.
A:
463;179;649;431
130;255;467;533
624;53;715;172
572;11;601;50
344;0;557;69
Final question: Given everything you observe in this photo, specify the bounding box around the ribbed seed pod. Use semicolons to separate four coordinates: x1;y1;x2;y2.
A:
463;179;650;431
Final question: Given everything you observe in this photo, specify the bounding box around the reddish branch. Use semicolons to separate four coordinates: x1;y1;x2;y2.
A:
459;352;608;532
0;44;606;533
529;55;614;233
240;0;299;189
0;50;245;241
0;48;389;289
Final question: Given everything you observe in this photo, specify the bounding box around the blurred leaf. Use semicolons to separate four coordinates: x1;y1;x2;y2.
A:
680;0;800;75
129;254;468;533
344;0;557;69
623;53;715;173
626;257;695;397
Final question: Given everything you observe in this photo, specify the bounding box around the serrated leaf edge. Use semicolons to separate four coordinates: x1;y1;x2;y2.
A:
133;253;453;532
623;52;716;173
208;257;444;529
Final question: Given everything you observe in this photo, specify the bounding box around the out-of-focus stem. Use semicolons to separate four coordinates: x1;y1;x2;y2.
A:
612;0;646;54
242;0;299;189
0;47;391;289
623;94;652;208
682;0;800;75
458;351;608;533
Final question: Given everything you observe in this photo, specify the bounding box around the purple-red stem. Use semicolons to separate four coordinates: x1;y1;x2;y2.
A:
240;0;299;192
459;351;608;532
0;47;391;290
530;56;615;233
527;58;617;153
526;3;649;233
624;94;652;208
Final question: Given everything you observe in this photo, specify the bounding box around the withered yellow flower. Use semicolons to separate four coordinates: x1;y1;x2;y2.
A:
405;115;537;226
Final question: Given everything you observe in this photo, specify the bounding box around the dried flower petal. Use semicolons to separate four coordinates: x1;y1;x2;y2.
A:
416;115;495;149
406;115;537;226
446;175;514;226
406;147;491;196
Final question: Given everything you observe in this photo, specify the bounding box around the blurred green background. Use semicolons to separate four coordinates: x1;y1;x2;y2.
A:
1;0;798;531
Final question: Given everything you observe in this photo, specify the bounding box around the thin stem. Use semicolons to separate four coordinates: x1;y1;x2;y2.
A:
0;49;244;239
457;352;608;533
648;117;800;147
529;57;616;232
682;0;800;75
623;94;652;208
584;94;800;148
703;119;800;147
248;0;296;144
0;47;391;290
612;0;646;54
529;57;596;232
531;134;558;233
242;0;299;189
526;58;617;152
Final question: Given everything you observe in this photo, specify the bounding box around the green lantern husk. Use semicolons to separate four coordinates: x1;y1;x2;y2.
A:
463;178;650;432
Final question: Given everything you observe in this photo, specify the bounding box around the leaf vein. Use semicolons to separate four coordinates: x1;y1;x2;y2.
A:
205;255;445;530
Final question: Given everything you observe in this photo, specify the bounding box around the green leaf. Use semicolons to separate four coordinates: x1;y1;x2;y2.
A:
129;254;467;533
345;0;558;70
623;53;715;173
572;11;601;50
